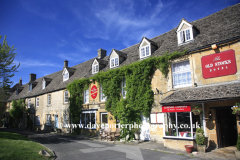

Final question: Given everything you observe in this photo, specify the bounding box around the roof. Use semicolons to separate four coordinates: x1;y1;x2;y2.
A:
110;49;128;59
95;59;108;66
7;3;240;102
160;81;240;105
140;37;158;47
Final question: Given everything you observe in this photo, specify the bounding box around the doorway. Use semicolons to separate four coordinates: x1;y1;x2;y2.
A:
215;107;237;148
55;115;58;128
101;112;108;129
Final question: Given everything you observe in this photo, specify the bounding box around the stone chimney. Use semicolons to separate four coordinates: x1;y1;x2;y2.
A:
97;48;107;59
64;60;68;68
29;73;36;82
19;78;22;86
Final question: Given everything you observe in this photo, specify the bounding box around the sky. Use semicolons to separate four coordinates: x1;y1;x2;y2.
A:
0;0;239;86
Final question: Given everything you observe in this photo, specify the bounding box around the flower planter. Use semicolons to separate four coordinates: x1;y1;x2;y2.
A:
193;111;201;115
197;144;206;153
185;145;193;153
134;132;141;140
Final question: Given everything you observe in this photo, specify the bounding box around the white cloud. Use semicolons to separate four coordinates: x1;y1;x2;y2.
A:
15;59;61;69
57;52;92;63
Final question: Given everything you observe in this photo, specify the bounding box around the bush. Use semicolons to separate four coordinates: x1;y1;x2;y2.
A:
237;133;240;150
195;128;205;145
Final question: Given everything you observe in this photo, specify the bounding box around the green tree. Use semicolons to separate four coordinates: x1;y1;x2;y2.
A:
9;99;26;127
0;35;20;94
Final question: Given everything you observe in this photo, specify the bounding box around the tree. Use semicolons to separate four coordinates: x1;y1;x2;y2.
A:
9;99;26;127
0;35;20;94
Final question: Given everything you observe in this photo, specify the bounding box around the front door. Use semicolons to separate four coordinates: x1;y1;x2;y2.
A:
55;115;58;128
216;107;237;148
140;114;150;141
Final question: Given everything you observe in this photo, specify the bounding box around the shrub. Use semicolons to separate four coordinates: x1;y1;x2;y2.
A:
237;133;240;150
195;128;205;145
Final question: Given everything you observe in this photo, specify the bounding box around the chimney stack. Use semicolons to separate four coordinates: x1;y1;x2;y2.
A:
19;78;22;86
29;73;36;82
97;48;107;59
64;60;68;68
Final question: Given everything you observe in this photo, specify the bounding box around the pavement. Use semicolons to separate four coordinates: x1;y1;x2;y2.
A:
0;128;239;160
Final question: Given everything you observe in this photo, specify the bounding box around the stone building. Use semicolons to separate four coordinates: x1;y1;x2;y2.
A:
6;3;240;150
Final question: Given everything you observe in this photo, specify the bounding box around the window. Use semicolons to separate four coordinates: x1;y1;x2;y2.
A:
47;94;51;105
42;80;45;89
140;45;150;58
84;88;89;104
80;110;96;129
63;70;69;81
110;58;119;68
100;85;107;102
179;29;192;43
164;109;203;138
172;60;192;88
92;64;99;74
36;97;39;107
36;116;40;125
29;83;32;91
28;99;31;108
63;114;68;127
122;77;127;98
64;90;68;103
46;114;51;126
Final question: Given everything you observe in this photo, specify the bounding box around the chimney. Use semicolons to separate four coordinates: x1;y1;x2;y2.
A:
64;60;68;68
97;48;107;59
19;78;22;86
29;73;36;82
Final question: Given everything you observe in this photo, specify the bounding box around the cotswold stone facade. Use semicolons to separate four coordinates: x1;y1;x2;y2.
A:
6;4;240;150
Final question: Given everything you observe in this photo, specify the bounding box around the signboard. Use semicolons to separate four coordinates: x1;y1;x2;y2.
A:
201;50;237;79
91;85;98;99
162;106;191;113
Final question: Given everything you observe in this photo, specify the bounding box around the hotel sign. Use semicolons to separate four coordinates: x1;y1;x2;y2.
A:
162;106;191;113
201;50;237;79
91;85;98;99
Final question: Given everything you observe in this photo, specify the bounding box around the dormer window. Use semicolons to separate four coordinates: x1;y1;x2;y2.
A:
111;58;119;68
139;37;157;59
29;83;32;91
92;59;99;74
42;80;46;89
177;19;196;45
63;69;69;81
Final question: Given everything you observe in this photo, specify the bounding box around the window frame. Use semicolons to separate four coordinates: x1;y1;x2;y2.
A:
177;26;194;45
29;83;32;92
140;45;150;59
80;110;96;129
36;97;39;107
46;114;51;126
63;69;69;81
84;88;89;104
110;57;119;68
100;85;107;102
92;64;99;74
172;60;192;89
64;90;69;103
47;94;51;105
42;80;46;89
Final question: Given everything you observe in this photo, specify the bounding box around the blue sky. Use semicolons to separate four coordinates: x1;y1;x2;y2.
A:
0;0;239;86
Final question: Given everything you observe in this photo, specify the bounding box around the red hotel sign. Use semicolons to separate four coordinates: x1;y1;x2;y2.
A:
201;50;237;79
162;106;191;113
91;85;98;99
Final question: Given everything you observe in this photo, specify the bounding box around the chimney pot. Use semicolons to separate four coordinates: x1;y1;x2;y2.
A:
29;73;36;82
97;48;107;59
19;78;22;86
64;60;68;68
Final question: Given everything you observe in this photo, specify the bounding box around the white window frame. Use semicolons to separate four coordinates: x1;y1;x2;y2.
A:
92;64;99;74
172;60;192;88
63;69;69;81
47;94;51;105
46;114;51;126
122;77;127;98
42;80;46;89
28;99;31;108
36;115;40;125
36;97;39;107
80;110;96;129
84;88;89;104
110;57;119;68
140;45;150;59
63;113;68;127
64;90;68;103
100;85;107;102
177;21;194;45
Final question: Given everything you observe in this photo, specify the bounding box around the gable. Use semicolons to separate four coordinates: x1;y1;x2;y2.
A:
139;38;150;48
180;24;189;31
62;68;69;75
110;50;118;59
177;20;192;32
93;59;99;65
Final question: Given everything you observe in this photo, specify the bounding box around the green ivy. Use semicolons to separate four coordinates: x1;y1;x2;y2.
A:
67;50;186;137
